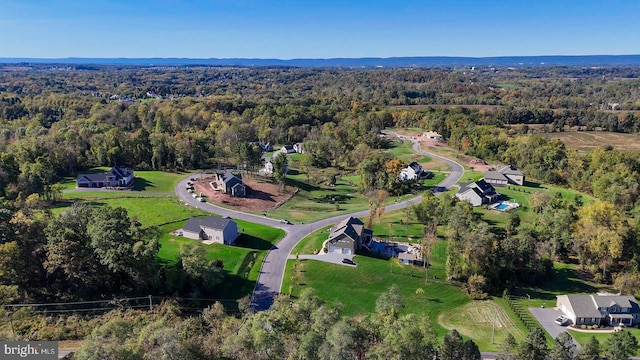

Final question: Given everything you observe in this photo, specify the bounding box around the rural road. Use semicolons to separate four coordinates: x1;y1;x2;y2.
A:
175;136;464;310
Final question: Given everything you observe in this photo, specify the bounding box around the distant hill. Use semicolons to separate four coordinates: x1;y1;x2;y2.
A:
1;55;640;67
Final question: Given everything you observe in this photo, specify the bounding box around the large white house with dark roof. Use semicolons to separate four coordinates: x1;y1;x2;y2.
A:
556;293;640;327
455;179;499;206
182;216;239;245
76;166;134;188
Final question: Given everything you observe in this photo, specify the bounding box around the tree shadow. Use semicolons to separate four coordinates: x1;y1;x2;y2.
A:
287;169;301;176
246;186;275;202
314;194;353;204
523;180;543;188
133;177;152;191
286;177;320;192
235;234;275;251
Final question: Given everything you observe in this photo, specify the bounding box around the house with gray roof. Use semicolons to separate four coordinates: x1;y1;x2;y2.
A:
212;171;246;197
327;217;373;255
556;293;640;327
484;165;525;187
455;179;499;206
77;166;134;188
182;216;239;245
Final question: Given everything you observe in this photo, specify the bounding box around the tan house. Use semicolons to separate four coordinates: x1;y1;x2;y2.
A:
556;294;640;327
182;216;239;245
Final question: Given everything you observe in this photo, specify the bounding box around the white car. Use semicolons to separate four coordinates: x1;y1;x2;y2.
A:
555;315;570;326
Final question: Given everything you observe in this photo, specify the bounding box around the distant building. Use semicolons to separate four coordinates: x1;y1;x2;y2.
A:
279;145;295;154
77;166;134;188
182;216;239;245
293;142;305;154
556;293;640;327
484;165;525;187
423;131;443;141
399;162;424;181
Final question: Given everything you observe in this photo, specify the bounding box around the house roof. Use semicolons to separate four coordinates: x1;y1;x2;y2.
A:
484;171;508;182
77;166;132;182
458;179;497;197
408;162;422;172
183;216;233;233
499;165;524;176
329;217;366;243
559;294;640;318
219;171;242;185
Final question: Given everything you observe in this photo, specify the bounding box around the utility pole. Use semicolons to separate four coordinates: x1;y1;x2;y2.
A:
148;295;153;311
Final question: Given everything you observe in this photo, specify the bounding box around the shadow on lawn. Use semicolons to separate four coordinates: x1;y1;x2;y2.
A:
235;233;275;251
133;177;152;191
516;266;597;300
286;177;320;192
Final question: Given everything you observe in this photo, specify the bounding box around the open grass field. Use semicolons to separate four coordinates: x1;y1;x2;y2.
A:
385;140;432;164
568;328;640;354
438;298;529;351
283;255;468;338
51;196;208;227
268;168;419;223
543;131;640;152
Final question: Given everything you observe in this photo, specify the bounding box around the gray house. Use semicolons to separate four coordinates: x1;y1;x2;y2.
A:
455;179;499;206
484;165;525;187
212;171;246;197
327;217;373;255
182;216;239;245
556;294;640;327
77;166;134;188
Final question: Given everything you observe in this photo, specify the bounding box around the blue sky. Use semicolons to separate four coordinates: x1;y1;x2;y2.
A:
1;0;638;58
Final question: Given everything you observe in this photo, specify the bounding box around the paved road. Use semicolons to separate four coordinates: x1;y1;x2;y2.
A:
175;139;464;311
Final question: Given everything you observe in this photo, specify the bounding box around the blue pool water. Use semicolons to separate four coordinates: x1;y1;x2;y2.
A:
495;203;510;211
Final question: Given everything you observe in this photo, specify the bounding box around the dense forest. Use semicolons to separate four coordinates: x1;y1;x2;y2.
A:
2;64;640;358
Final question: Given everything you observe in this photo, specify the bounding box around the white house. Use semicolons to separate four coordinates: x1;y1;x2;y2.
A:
182;216;239;245
399;162;423;181
455;179;499;206
423;131;443;141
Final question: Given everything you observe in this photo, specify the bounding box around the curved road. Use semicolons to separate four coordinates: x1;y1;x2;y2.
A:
175;137;464;311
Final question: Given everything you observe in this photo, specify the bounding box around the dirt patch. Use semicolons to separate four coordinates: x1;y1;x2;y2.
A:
193;175;292;212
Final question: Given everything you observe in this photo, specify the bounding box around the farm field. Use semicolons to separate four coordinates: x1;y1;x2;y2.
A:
543;131;640;152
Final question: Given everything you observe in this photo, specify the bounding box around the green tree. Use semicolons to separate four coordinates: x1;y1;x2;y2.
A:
606;330;638;360
550;332;576;360
438;329;481;360
516;328;549;360
576;336;600;360
272;152;288;191
375;284;404;319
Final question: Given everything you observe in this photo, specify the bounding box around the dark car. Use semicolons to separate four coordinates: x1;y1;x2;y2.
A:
342;258;356;265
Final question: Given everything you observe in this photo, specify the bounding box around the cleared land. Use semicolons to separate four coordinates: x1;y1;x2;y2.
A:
543;131;640;152
193;175;290;212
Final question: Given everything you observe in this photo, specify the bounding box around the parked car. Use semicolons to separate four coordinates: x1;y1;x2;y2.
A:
280;219;291;224
555;315;570;326
342;258;356;265
198;197;206;202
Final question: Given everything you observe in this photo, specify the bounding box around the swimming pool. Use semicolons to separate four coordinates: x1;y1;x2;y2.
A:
495;202;510;211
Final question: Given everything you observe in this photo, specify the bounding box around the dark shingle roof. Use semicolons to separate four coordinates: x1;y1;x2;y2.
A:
183;216;233;233
484;171;508;182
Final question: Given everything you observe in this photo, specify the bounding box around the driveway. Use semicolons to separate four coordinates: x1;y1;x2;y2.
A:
529;307;578;346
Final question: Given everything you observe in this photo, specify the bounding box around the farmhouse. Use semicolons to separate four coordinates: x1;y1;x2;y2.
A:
423;131;443;141
76;166;134;188
182;216;239;245
212;171;246;197
483;165;525;187
327;217;373;255
556;293;640;327
455;179;499;206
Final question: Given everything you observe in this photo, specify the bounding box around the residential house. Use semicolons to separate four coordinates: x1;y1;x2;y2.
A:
399;162;424;181
293;142;305;154
279;145;295;154
327;217;373;255
212;171;246;197
182;216;239;245
423;131;444;141
455;179;499;206
499;165;525;186
483;171;509;187
259;156;289;176
258;141;273;152
77;166;134;188
556;293;640;327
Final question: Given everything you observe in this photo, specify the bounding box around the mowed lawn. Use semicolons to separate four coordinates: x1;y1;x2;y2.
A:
284;255;468;337
62;169;192;195
385;139;432;164
52;196;208;227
